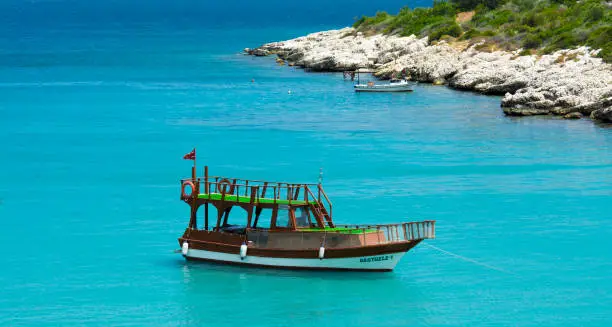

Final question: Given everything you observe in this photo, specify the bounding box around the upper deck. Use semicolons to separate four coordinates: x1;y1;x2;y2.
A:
181;166;335;228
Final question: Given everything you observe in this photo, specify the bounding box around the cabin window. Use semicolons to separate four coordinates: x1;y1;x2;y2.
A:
253;208;273;229
274;205;292;228
220;206;248;227
295;207;311;228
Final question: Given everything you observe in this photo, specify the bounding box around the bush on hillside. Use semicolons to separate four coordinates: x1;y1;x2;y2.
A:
522;34;543;49
429;21;463;40
352;0;611;62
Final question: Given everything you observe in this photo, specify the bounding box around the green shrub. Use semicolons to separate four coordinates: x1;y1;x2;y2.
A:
586;5;604;22
598;46;612;63
353;16;367;28
522;34;543;49
451;0;507;10
429;21;464;41
432;0;457;16
353;11;390;28
550;32;580;50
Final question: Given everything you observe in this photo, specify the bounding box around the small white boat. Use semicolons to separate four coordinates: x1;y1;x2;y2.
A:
354;79;414;92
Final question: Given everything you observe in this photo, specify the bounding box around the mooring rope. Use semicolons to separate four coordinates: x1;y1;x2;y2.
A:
423;243;516;275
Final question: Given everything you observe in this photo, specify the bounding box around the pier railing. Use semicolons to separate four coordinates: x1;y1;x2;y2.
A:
246;221;435;250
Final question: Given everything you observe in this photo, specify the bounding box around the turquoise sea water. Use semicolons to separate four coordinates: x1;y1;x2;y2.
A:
1;1;612;326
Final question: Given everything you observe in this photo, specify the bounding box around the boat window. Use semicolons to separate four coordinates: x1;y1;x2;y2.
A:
274;205;292;228
219;206;248;228
253;208;273;229
294;207;311;228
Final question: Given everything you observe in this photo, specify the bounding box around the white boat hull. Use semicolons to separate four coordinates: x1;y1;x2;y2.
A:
354;83;414;92
184;248;406;271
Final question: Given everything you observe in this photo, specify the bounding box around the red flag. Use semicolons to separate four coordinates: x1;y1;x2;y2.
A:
183;148;196;160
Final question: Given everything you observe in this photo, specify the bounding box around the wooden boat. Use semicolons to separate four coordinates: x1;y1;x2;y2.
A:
354;79;415;92
178;165;435;271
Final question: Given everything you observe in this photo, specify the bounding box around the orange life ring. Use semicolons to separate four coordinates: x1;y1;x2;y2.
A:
217;178;234;194
181;181;196;198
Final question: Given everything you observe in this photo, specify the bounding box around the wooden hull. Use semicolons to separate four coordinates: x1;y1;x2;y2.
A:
178;230;421;272
183;248;407;271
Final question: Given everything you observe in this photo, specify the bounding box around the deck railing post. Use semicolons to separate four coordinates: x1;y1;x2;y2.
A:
432;221;436;239
250;186;256;204
204;166;209;194
362;228;366;245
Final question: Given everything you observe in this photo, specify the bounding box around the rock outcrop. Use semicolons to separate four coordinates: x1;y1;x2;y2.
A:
246;28;612;124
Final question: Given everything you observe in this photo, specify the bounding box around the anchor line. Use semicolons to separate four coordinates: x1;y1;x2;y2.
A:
423;243;516;275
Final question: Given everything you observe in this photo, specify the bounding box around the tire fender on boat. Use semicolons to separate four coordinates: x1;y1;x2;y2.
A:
181;181;195;198
240;242;248;260
318;246;325;260
181;242;189;256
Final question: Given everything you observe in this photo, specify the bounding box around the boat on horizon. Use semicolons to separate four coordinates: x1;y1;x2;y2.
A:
177;164;435;272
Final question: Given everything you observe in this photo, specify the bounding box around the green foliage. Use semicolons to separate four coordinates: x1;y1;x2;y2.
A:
379;1;459;36
586;5;604;22
353;0;611;62
523;34;543;49
429;21;464;40
353;11;390;28
451;0;507;10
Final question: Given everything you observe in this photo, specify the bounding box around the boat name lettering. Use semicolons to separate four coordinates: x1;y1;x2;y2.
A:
360;255;393;263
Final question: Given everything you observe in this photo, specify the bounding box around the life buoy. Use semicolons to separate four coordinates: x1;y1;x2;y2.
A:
181;180;196;198
217;178;234;194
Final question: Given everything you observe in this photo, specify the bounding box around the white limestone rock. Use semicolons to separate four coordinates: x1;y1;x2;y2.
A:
250;28;612;123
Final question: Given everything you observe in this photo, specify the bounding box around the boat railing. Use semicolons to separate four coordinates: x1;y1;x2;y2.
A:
181;175;333;220
246;221;435;250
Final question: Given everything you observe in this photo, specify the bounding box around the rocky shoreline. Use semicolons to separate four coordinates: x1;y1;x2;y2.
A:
245;27;612;123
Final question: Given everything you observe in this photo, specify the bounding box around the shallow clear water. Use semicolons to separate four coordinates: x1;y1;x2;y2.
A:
1;1;612;326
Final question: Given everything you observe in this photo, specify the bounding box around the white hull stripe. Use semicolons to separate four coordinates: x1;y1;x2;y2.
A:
184;248;405;271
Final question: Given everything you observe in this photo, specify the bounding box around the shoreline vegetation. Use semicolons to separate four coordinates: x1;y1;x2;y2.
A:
353;0;611;62
245;0;612;124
